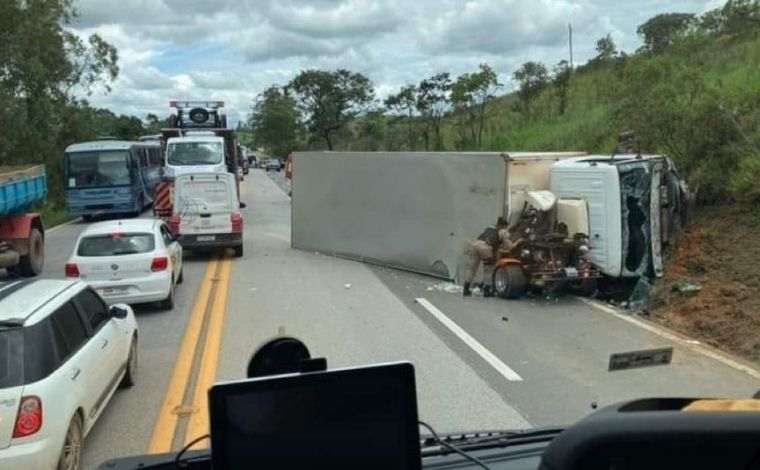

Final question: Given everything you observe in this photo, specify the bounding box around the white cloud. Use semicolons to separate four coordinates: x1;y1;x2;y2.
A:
69;0;714;122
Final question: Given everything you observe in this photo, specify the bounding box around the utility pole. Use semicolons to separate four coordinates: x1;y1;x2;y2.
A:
568;23;574;69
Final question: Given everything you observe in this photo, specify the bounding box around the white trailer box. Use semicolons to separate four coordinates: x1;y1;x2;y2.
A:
291;151;584;280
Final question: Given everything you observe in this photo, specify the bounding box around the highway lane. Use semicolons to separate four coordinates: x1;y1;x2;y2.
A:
9;168;759;469
0;209;220;469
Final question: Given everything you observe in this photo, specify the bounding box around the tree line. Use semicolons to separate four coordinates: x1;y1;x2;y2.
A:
247;0;760;204
0;0;166;207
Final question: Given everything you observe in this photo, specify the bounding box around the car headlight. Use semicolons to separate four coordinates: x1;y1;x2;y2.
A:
520;249;530;258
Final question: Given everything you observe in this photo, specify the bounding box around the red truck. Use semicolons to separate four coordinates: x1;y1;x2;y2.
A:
0;165;47;277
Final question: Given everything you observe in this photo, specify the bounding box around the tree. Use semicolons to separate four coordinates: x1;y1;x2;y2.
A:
552;60;572;116
286;69;374;150
0;0;119;199
416;72;452;150
594;34;618;61
700;0;760;35
513;61;548;119
450;63;502;148
637;13;696;53
384;85;418;150
249;86;300;158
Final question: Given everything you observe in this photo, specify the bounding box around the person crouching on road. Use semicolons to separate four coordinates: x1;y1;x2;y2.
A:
464;217;509;298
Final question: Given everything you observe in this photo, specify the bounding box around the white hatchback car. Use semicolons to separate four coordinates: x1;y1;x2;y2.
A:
0;279;138;470
66;219;183;310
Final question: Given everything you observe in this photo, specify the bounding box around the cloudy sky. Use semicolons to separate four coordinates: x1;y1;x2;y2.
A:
70;0;725;124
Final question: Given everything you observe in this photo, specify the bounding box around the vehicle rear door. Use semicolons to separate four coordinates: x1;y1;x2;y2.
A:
76;232;157;289
0;327;23;449
175;174;234;235
73;289;123;423
50;300;100;428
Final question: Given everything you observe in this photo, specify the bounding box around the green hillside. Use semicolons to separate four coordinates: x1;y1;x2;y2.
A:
462;33;760;204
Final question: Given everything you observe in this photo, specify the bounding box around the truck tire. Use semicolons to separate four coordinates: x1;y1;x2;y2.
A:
493;264;527;299
17;228;44;277
233;245;243;258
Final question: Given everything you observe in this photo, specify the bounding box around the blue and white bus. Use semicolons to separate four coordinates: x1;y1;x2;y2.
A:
64;140;163;219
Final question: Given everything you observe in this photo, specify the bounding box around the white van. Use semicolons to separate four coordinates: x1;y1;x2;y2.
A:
169;172;243;257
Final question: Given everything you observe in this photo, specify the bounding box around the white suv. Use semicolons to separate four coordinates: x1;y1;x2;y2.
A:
0;279;138;470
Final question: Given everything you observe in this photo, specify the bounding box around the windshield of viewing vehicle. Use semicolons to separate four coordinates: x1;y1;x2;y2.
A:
66;151;131;188
78;233;155;256
167;141;224;165
7;0;760;467
0;329;23;388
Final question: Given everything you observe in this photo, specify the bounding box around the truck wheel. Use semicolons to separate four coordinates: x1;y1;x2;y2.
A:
493;264;527;299
18;228;44;277
233;245;243;258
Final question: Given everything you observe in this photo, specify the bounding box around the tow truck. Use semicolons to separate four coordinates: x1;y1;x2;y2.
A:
153;101;242;218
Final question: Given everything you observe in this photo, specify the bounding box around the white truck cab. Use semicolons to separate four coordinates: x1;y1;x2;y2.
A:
165;133;227;179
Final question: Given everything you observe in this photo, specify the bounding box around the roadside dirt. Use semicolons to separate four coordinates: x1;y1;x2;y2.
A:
649;205;760;363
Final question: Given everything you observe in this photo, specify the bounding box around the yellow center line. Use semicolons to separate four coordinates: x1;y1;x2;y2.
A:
184;255;233;448
147;255;220;454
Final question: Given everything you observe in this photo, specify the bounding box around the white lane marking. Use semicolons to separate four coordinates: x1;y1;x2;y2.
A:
46;217;81;234
415;297;523;382
577;297;760;381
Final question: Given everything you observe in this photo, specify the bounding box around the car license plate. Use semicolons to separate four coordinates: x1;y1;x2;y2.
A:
99;287;127;296
197;235;216;242
564;267;579;278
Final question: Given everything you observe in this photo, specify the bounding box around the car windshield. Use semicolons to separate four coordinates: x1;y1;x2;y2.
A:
8;0;760;467
66;151;131;188
167;141;224;165
78;233;155;256
0;328;23;388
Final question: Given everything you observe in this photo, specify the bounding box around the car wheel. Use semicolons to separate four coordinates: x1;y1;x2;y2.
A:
177;268;184;284
493;264;527;299
159;281;175;310
233;245;243;258
18;227;44;277
119;336;138;388
57;414;83;470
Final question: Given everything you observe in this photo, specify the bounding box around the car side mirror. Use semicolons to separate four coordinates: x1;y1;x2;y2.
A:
110;305;129;319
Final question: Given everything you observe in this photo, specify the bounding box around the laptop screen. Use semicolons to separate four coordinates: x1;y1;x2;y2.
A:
209;362;421;470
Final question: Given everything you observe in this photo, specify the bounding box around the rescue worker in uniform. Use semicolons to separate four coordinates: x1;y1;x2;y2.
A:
464;217;522;297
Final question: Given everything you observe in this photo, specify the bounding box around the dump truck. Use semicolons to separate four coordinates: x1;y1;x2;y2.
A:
153;101;242;218
0;165;47;277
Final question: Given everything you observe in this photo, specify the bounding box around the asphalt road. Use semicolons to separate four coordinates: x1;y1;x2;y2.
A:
19;169;760;469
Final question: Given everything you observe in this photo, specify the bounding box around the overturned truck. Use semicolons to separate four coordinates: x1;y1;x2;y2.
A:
290;151;691;288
